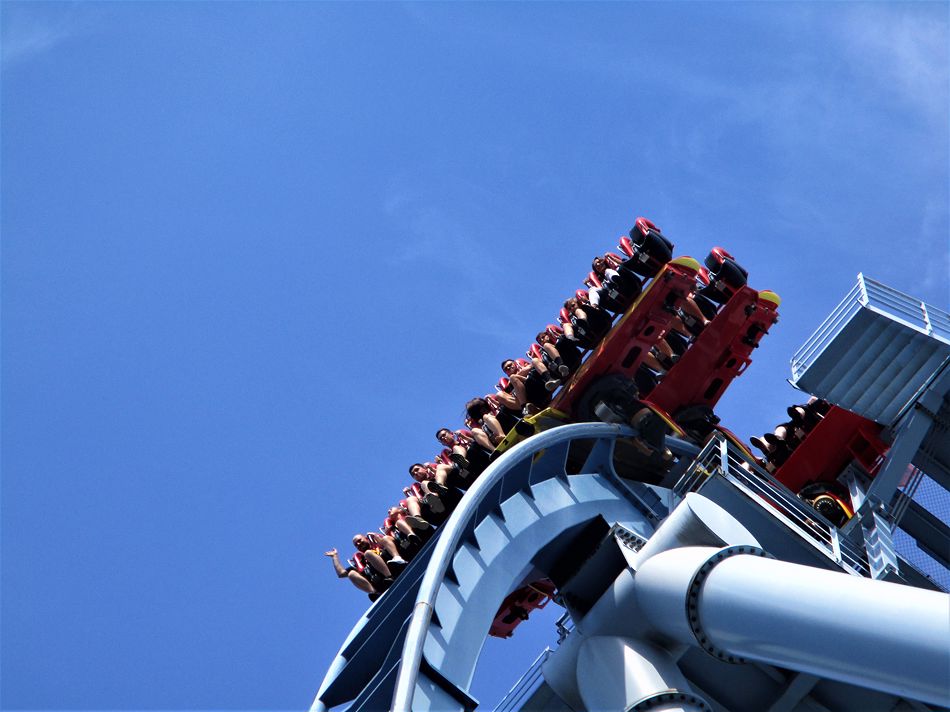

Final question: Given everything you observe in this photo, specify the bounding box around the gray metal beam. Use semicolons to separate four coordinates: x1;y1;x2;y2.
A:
899;499;950;570
864;404;933;514
765;672;819;712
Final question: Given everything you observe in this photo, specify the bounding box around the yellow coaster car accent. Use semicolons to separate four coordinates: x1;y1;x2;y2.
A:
493;408;570;455
643;402;687;438
758;290;781;307
830;494;855;519
669;256;702;273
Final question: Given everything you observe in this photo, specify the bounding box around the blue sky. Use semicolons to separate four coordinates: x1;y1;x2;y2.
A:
2;2;947;710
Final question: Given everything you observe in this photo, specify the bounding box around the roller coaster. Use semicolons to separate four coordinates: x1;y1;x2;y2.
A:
313;219;950;712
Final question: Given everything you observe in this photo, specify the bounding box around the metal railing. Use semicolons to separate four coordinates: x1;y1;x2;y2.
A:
554;610;575;644
670;435;724;495
492;647;554;712
494;610;579;710
790;278;864;380
790;274;950;382
674;435;872;577
861;274;950;344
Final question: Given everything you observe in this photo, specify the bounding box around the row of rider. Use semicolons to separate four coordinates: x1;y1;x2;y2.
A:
747;397;854;526
325;218;745;599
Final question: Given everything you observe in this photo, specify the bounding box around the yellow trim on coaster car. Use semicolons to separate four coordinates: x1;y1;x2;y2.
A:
493;408;570;455
644;403;687;438
669;256;702;273
828;493;855;519
758;290;781;308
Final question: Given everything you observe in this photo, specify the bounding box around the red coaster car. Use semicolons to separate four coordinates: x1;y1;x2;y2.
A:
489;580;557;638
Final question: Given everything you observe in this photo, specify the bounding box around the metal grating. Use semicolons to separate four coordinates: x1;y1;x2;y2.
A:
894;474;950;591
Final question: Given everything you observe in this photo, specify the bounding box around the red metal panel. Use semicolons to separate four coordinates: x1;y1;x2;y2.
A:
554;259;700;416
489;580;557;639
648;287;779;415
773;406;889;492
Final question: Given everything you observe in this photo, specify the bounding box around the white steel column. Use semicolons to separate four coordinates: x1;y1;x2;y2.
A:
576;636;709;712
635;547;950;707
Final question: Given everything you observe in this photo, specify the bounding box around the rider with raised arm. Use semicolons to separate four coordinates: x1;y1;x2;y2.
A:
325;533;408;599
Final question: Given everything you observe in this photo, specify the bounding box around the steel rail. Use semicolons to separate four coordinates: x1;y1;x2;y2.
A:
390;421;638;711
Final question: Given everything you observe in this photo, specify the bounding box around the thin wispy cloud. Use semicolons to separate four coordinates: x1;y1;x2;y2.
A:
1;3;88;67
392;2;948;308
381;181;528;344
838;5;949;126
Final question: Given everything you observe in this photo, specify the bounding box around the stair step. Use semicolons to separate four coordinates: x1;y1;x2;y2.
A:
448;541;486;594
531;477;585;517
498;491;541;536
473;512;510;563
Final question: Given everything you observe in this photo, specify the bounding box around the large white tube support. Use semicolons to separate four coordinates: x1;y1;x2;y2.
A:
636;547;950;707
699;555;950;706
576;636;709;712
631;492;759;568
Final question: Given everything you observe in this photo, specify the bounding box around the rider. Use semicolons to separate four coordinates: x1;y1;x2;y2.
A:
466;396;507;450
502;358;551;409
589;254;642;313
564;291;612;349
325;533;407;599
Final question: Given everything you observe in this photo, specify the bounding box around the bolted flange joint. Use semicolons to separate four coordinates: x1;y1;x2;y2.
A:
628;689;712;711
686;544;772;664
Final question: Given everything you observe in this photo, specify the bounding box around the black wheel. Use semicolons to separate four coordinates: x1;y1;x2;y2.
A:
575;373;640;423
673;404;719;442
